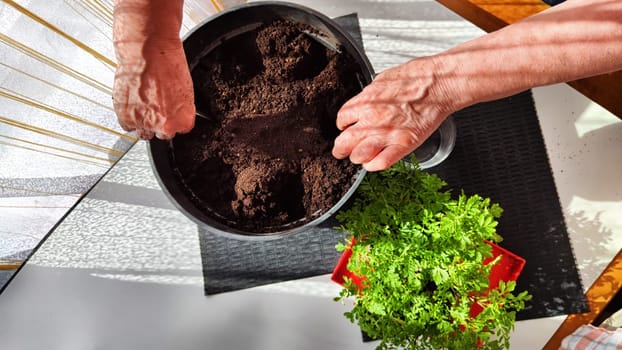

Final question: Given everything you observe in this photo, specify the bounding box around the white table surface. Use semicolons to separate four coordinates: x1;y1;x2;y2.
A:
1;1;621;349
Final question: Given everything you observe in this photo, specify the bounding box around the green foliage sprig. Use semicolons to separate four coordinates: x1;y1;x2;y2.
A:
335;159;531;350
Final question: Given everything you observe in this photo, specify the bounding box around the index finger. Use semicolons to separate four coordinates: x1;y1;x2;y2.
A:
336;103;360;131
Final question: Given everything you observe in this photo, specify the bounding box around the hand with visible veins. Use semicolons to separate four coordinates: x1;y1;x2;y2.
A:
332;58;450;172
112;0;195;140
333;0;622;171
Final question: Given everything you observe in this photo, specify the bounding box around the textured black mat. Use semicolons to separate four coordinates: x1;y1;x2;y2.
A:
199;216;345;294
430;91;589;320
199;13;363;295
198;14;588;320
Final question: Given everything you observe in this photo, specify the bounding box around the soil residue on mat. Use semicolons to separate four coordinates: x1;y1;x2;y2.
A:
171;19;363;233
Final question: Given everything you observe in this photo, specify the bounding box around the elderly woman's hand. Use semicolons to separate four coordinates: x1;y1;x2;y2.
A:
332;58;452;172
113;39;195;140
112;0;195;140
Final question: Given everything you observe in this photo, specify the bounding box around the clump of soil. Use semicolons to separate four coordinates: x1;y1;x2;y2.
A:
171;19;363;233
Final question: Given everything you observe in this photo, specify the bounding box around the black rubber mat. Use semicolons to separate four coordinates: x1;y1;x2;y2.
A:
199;14;588;321
199;215;346;294
430;91;589;320
200;13;363;295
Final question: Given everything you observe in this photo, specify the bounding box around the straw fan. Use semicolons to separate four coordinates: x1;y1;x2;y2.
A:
0;0;242;266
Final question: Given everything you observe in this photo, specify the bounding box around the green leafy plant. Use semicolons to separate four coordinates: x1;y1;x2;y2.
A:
334;159;531;350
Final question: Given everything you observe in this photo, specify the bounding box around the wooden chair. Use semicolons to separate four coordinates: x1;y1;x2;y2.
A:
0;261;22;271
543;249;622;349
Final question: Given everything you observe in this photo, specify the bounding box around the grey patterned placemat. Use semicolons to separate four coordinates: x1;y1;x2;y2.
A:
199;13;363;295
430;90;589;320
198;14;588;321
200;215;346;294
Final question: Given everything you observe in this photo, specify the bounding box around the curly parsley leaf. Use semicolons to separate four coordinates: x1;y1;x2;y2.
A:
335;159;532;350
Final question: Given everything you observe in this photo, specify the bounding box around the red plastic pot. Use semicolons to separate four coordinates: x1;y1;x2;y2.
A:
469;242;526;317
330;240;526;318
330;238;366;289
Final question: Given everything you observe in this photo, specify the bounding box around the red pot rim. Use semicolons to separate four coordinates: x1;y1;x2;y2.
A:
331;239;526;312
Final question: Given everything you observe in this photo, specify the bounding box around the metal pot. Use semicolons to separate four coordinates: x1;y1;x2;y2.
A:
148;1;374;240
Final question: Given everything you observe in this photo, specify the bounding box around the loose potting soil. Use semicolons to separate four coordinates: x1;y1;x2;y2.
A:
171;19;362;233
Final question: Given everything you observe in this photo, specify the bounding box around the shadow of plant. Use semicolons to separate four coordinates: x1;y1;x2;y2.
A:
565;210;615;287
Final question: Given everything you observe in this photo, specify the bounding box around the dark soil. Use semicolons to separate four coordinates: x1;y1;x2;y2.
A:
171;19;363;233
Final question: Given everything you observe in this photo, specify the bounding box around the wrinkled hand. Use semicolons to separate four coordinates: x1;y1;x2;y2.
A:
332;58;451;172
113;38;195;140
